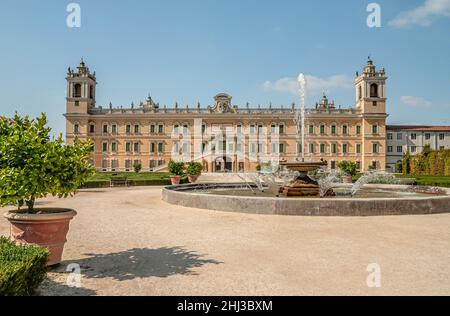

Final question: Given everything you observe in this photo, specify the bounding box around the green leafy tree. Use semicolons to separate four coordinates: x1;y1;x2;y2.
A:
0;113;94;213
186;162;203;176
337;161;358;177
133;162;142;173
402;151;411;175
168;160;185;177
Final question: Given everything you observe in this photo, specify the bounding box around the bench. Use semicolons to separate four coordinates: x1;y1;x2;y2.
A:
110;176;129;187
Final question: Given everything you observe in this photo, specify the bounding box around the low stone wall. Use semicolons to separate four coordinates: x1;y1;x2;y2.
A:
162;184;450;217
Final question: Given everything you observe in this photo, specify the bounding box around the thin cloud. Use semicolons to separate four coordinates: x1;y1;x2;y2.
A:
263;74;353;98
389;0;450;27
401;96;433;108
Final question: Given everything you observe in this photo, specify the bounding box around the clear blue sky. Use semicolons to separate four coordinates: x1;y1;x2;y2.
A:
1;0;449;136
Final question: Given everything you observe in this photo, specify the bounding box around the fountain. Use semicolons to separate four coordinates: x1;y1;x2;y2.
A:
278;74;334;197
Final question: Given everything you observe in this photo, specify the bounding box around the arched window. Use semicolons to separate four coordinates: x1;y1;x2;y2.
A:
370;83;378;98
89;85;94;99
73;84;82;98
358;85;362;100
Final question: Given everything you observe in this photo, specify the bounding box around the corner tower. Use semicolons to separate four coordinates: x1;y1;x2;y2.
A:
355;57;387;114
66;59;97;114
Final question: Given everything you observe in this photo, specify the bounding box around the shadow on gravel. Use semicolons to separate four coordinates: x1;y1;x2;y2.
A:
59;247;222;281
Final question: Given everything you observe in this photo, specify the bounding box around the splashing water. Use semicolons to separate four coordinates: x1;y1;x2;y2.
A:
351;171;398;196
317;171;342;197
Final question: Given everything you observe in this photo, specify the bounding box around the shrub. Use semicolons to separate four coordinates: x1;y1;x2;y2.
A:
0;113;95;213
168;160;185;177
186;162;203;176
395;160;403;173
337;161;358;177
402;151;411;175
133;162;142;173
0;237;49;296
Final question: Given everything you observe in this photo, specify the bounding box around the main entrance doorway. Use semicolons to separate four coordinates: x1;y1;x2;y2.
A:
214;156;233;173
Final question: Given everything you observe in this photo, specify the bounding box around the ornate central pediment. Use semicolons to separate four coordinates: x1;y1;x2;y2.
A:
208;93;236;113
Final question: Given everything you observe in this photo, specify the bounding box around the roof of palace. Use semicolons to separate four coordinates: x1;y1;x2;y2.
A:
387;125;450;132
88;93;358;116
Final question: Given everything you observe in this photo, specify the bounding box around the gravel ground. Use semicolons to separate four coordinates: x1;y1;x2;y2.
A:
1;186;450;296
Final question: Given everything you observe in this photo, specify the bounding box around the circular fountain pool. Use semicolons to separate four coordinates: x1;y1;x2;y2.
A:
162;183;450;216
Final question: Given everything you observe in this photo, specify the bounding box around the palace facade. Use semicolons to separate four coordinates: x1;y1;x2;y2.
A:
65;58;388;173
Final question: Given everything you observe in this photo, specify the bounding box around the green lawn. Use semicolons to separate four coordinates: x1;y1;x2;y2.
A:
396;174;450;187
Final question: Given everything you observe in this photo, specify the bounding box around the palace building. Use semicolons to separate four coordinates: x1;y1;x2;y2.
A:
64;58;388;173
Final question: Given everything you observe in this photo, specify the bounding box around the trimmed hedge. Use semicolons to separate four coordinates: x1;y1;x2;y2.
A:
82;179;172;188
0;237;49;296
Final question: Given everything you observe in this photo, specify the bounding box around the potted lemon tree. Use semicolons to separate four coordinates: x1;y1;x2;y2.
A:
168;160;185;185
186;162;203;183
337;161;358;184
0;114;94;266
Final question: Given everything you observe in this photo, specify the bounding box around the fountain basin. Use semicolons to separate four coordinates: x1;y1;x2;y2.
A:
162;184;450;216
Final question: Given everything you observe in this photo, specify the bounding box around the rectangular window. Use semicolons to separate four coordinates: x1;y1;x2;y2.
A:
236;125;242;135
373;143;379;154
150;143;156;153
258;143;264;153
74;101;79;107
297;143;302;154
111;160;118;169
134;125;140;134
236;143;242;153
411;133;417;140
356;144;361;154
397;146;403;153
150;160;156;169
182;142;189;153
309;125;314;135
102;142;108;153
425;133;431;140
388;146;393;153
89;125;95;134
126;125;131;134
125;160;132;170
258;124;264;134
331;161;336;170
331;125;336;135
356;125;361;135
112;124;117;134
320;144;325;154
279;143;285;153
158;124;164;134
150;125;156;134
342;125;348;135
134;143;139;153
111;142;117;153
103;124;108;134
411;146;417;153
309;143;314;154
440;146;445;150
271;124;277;134
125;142;131;153
372;125;378;134
320;125;325;135
102;160;108;169
158;143;164;153
397;133;402;140
279;124;285;135
387;133;393;140
342;144;348;154
439;133;445;140
331;143;337;154
251;143;256;154
250;125;255;134
271;143;277;154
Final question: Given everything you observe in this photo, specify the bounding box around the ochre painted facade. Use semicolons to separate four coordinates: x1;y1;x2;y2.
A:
65;58;387;173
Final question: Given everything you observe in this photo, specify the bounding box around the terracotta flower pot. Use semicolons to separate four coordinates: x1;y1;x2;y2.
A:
170;176;181;185
342;176;353;184
3;208;77;266
188;175;199;183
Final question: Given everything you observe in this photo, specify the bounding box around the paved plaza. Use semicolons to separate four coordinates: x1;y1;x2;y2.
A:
1;186;450;296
